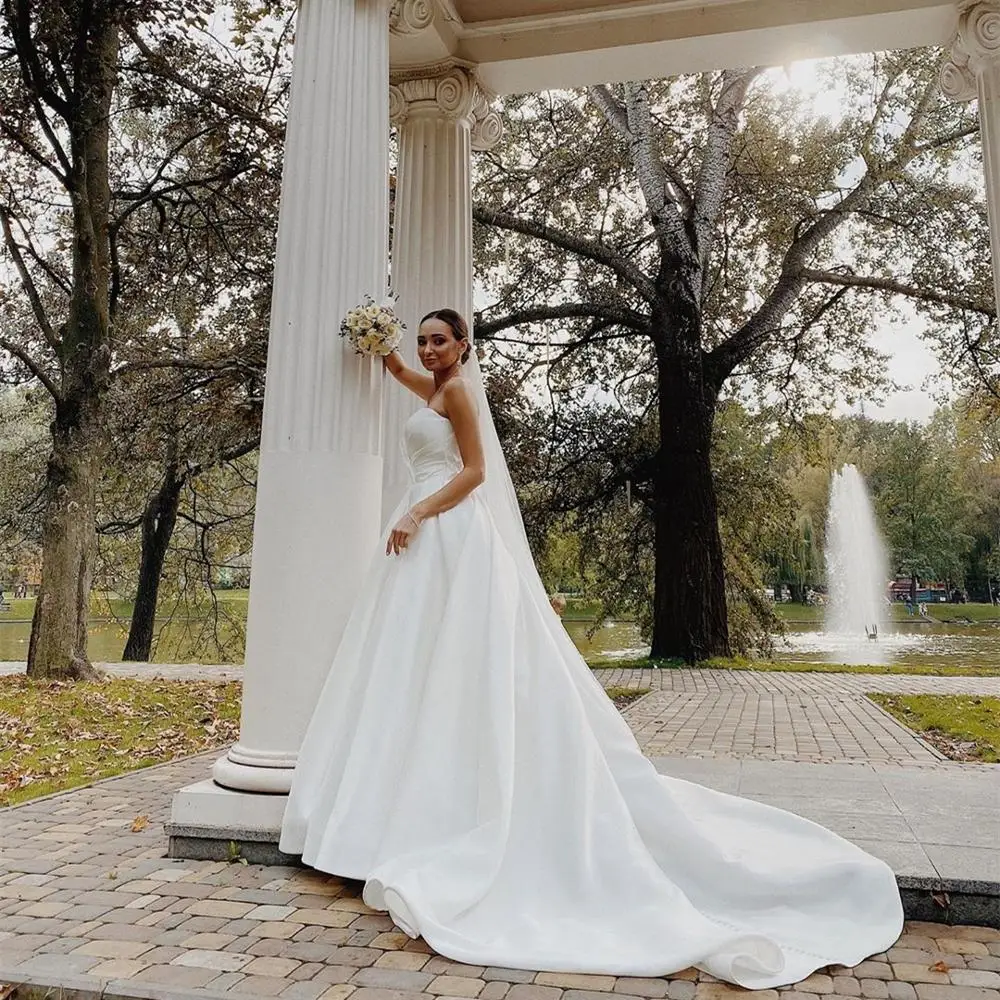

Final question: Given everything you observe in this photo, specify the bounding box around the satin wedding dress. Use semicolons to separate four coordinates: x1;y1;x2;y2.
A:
279;389;903;990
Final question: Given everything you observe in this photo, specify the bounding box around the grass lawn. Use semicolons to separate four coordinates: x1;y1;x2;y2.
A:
604;685;650;709
869;694;1000;763
0;675;241;807
773;602;1000;625
587;656;1000;677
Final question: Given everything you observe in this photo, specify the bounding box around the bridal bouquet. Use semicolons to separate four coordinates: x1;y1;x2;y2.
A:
340;296;405;357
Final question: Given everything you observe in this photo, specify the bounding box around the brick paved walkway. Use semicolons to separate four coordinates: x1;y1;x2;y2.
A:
2;754;999;1000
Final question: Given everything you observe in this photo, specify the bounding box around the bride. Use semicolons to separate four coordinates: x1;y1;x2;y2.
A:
278;308;903;990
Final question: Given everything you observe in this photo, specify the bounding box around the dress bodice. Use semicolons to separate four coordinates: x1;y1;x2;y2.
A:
403;407;462;484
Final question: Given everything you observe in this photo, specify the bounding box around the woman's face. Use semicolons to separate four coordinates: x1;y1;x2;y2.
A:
417;318;465;373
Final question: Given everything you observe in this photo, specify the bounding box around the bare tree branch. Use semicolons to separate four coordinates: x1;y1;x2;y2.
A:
476;302;648;339
0;203;60;350
802;268;995;316
473;205;657;302
0;335;60;398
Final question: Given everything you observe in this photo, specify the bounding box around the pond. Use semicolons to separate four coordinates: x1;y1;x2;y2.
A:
563;616;1000;673
2;604;998;672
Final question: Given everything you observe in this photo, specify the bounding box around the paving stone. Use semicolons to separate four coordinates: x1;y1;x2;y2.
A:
430;976;487;997
832;978;861;996
207;971;248;991
251;921;307;939
696;987;769;1000
283;942;341;963
612;978;668;999
181;931;239;949
72;938;153;959
186;898;257;918
283;982;334;1000
507;986;565;1000
861;979;889;1000
246;904;298;921
855;964;895;982
345;989;431;1000
88;957;152;978
228;974;295;995
350;967;437;991
375;952;431;971
482;983;512;1000
252;938;293;959
296;908;358;929
933;942;990;958
349;929;381;947
666;984;696;1000
314;965;364;985
797;976;834;995
887;951;938;965
535;974;616;992
483;968;538;984
892;967;951;985
318;987;357;1000
914;988;1000;1000
887;985;917;1000
423;958;487;978
171;948;254;971
372;931;415;950
946;971;1000;988
328;946;382;968
131;961;223;987
243;955;304;977
291;961;327;981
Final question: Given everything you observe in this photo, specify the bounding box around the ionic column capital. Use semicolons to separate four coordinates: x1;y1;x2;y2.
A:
941;1;1000;101
389;0;434;35
389;60;504;150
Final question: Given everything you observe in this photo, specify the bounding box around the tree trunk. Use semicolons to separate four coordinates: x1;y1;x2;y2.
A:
123;469;184;661
26;11;118;680
650;340;730;662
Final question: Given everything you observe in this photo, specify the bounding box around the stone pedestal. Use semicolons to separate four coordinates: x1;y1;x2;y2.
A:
169;0;391;855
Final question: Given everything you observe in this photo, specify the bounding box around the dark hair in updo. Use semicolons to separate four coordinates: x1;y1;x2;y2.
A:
419;308;471;364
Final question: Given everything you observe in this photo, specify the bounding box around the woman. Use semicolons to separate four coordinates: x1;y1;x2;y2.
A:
279;309;903;990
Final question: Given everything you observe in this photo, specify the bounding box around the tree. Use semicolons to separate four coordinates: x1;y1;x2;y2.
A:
473;53;988;661
0;0;287;676
866;421;972;597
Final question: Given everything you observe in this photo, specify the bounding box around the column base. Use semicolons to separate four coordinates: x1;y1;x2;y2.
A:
166;778;298;865
213;748;295;794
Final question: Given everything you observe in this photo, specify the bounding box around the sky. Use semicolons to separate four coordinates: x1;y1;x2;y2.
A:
771;60;969;425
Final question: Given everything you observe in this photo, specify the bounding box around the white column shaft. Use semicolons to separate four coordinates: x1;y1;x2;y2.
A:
214;0;389;794
979;64;1000;322
382;114;474;523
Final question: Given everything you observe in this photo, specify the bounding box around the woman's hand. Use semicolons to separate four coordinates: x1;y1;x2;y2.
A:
386;509;423;556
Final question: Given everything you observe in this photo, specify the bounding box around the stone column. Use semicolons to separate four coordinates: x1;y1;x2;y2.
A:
941;0;1000;320
381;61;502;523
169;0;391;854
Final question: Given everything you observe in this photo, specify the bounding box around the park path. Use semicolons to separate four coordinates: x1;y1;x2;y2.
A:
1;751;999;1000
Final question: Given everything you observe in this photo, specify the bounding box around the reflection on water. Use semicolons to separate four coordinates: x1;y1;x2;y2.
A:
2;613;998;671
779;622;1000;671
562;617;1000;672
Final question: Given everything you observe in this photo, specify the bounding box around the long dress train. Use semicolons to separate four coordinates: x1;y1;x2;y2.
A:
279;406;903;990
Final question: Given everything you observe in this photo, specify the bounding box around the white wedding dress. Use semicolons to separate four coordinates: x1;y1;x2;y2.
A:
279;400;903;990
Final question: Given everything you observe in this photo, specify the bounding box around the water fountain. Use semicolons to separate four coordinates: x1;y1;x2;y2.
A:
824;465;890;665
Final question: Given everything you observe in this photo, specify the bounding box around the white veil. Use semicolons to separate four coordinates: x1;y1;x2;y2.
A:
461;352;564;624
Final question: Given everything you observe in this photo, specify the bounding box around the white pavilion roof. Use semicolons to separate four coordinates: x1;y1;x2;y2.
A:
389;0;957;93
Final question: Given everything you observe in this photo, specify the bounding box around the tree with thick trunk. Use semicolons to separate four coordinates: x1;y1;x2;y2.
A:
474;56;990;661
1;0;284;676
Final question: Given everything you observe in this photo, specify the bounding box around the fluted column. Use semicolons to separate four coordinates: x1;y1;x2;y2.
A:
382;61;502;522
941;1;1000;320
188;0;389;806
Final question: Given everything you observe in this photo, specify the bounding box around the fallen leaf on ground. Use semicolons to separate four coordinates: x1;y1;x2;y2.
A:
130;814;150;832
